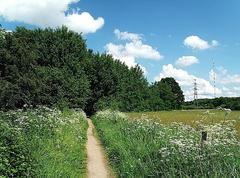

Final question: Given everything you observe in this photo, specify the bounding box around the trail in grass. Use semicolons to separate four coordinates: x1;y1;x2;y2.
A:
86;118;113;178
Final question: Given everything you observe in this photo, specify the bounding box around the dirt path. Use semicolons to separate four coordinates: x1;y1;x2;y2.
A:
86;119;113;178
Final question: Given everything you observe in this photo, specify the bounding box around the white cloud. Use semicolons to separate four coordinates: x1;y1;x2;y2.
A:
175;56;199;67
233;87;240;91
124;41;162;60
65;12;104;34
155;64;240;100
209;66;240;84
183;35;218;50
221;74;240;84
114;29;142;42
106;43;137;68
106;29;163;75
0;0;104;34
155;64;222;100
220;86;240;97
209;66;240;97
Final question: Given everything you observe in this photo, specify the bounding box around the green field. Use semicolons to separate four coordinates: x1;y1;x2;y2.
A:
93;110;240;178
126;110;240;135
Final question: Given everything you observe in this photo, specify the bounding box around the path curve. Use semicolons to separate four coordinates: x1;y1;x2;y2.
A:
86;118;113;178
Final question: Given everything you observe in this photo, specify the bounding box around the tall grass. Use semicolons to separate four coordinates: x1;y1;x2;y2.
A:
0;107;88;178
93;110;240;178
127;110;240;134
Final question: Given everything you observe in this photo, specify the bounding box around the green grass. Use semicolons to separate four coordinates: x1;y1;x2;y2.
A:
32;109;88;178
0;107;88;178
93;110;240;178
126;110;240;135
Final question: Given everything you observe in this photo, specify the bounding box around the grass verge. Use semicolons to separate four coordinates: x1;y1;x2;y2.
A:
0;107;88;178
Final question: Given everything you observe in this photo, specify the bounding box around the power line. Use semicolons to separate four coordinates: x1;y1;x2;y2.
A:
212;60;216;98
193;79;198;108
193;79;198;100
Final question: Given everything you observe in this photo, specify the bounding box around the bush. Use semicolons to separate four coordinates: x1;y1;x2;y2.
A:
0;116;34;177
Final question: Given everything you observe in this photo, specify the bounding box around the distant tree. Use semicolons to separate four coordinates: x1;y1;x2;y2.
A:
0;24;4;40
83;53;149;114
160;77;184;109
83;53;120;115
183;97;240;110
154;81;176;110
148;84;165;111
119;65;149;112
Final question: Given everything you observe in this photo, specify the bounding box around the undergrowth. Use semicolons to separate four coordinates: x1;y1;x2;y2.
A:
0;107;88;178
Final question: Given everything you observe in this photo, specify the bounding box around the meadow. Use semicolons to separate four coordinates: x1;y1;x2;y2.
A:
0;107;88;178
93;110;240;178
126;110;240;135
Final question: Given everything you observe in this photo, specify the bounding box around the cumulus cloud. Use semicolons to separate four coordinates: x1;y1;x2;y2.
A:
233;87;240;91
175;56;199;67
106;43;137;68
209;66;240;84
209;66;240;97
221;86;240;97
0;0;104;34
106;29;163;75
155;64;222;100
184;35;218;50
114;29;142;42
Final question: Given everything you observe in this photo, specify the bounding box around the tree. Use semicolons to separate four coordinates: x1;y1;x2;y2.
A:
0;26;189;114
160;77;184;109
148;84;165;111
0;26;90;110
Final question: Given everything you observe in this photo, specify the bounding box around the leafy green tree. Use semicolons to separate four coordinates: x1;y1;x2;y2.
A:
160;77;184;109
0;25;189;114
148;84;165;111
0;26;90;110
184;97;240;110
118;65;150;112
148;78;184;111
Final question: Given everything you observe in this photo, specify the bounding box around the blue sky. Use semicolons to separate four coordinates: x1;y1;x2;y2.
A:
0;0;240;100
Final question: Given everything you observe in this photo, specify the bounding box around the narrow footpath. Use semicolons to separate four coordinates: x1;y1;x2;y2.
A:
86;119;114;178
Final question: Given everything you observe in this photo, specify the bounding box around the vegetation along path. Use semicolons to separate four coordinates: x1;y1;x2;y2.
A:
86;118;113;178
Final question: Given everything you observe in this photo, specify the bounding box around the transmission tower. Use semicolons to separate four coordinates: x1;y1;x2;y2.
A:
212;61;216;98
193;79;198;108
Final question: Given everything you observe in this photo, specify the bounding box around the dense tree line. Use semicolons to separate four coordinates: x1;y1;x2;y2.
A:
0;26;184;115
184;97;240;110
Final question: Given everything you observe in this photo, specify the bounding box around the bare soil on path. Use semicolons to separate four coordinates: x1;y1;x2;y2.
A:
86;118;114;178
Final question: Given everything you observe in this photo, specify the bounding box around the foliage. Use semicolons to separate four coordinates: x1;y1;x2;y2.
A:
160;77;184;109
0;107;88;177
184;97;240;110
93;110;240;178
0;25;239;114
148;78;184;111
0;26;90;110
0;118;34;177
0;26;185;115
82;52;151;114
